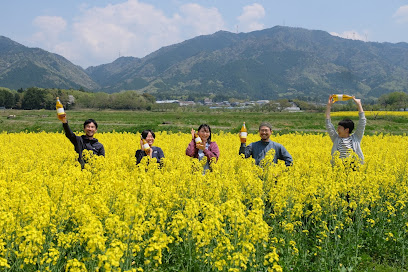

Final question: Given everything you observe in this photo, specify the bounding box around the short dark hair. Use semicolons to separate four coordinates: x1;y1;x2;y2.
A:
84;119;98;129
338;119;354;133
141;129;155;139
259;122;272;131
197;124;212;143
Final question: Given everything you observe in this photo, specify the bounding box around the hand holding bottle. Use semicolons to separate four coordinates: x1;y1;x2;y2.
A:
56;97;67;123
196;142;205;150
239;122;247;143
59;114;67;123
327;95;335;106
192;128;202;144
191;128;205;150
352;96;364;113
352;96;361;105
141;138;151;155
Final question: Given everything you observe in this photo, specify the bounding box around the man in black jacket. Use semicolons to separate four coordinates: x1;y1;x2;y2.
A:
60;115;105;168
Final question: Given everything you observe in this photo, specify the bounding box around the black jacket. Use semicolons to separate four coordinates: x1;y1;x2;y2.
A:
63;122;105;166
136;146;164;165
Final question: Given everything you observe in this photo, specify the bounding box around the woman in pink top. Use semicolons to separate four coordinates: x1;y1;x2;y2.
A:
186;124;220;171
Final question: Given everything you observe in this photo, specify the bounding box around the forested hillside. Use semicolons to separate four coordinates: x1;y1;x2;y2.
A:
0;36;98;90
85;26;408;100
1;26;408;101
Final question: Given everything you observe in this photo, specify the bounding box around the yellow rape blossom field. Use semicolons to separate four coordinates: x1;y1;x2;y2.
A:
1;131;408;271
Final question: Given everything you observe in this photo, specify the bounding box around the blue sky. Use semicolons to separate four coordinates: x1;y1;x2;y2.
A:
1;0;408;68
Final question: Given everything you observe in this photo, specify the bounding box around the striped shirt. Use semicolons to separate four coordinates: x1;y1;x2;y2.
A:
337;137;353;158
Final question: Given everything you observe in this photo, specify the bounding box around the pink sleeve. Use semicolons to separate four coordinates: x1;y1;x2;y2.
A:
204;142;220;161
185;139;197;158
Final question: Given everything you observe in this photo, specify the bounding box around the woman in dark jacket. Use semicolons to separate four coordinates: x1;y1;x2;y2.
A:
136;130;164;164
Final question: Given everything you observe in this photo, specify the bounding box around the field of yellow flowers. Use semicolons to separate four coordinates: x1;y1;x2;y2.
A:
1;130;408;271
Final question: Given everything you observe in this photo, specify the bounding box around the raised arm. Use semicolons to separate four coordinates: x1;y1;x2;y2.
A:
239;143;253;159
325;95;335;119
325;95;337;141
352;96;364;113
186;139;197;158
352;97;366;140
61;114;78;146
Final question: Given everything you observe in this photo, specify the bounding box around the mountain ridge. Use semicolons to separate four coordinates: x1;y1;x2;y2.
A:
85;26;408;100
1;26;408;100
0;36;99;91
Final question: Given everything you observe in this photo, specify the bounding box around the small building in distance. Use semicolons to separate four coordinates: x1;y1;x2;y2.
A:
68;95;75;105
156;100;179;104
179;101;196;106
284;102;302;112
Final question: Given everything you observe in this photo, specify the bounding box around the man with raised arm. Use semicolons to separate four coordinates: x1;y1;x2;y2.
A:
239;122;293;166
325;95;366;164
59;114;105;168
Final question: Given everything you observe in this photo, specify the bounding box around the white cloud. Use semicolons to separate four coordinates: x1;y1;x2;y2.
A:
49;0;225;67
393;5;408;23
179;3;225;36
33;16;67;35
66;0;178;66
31;16;67;47
237;3;265;32
330;30;367;41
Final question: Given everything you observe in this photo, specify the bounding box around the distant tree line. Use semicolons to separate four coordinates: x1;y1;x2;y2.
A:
0;88;15;108
0;87;155;110
0;86;407;112
262;92;408;112
378;91;408;111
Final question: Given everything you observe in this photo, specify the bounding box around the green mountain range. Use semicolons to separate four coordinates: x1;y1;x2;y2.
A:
1;26;408;100
0;36;98;91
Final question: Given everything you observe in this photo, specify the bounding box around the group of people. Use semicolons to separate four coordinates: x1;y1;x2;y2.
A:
59;95;366;169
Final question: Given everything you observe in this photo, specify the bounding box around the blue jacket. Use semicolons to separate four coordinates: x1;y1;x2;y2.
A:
239;140;293;166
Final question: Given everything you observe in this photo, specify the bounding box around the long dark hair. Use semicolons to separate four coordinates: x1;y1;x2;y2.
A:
197;124;211;143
